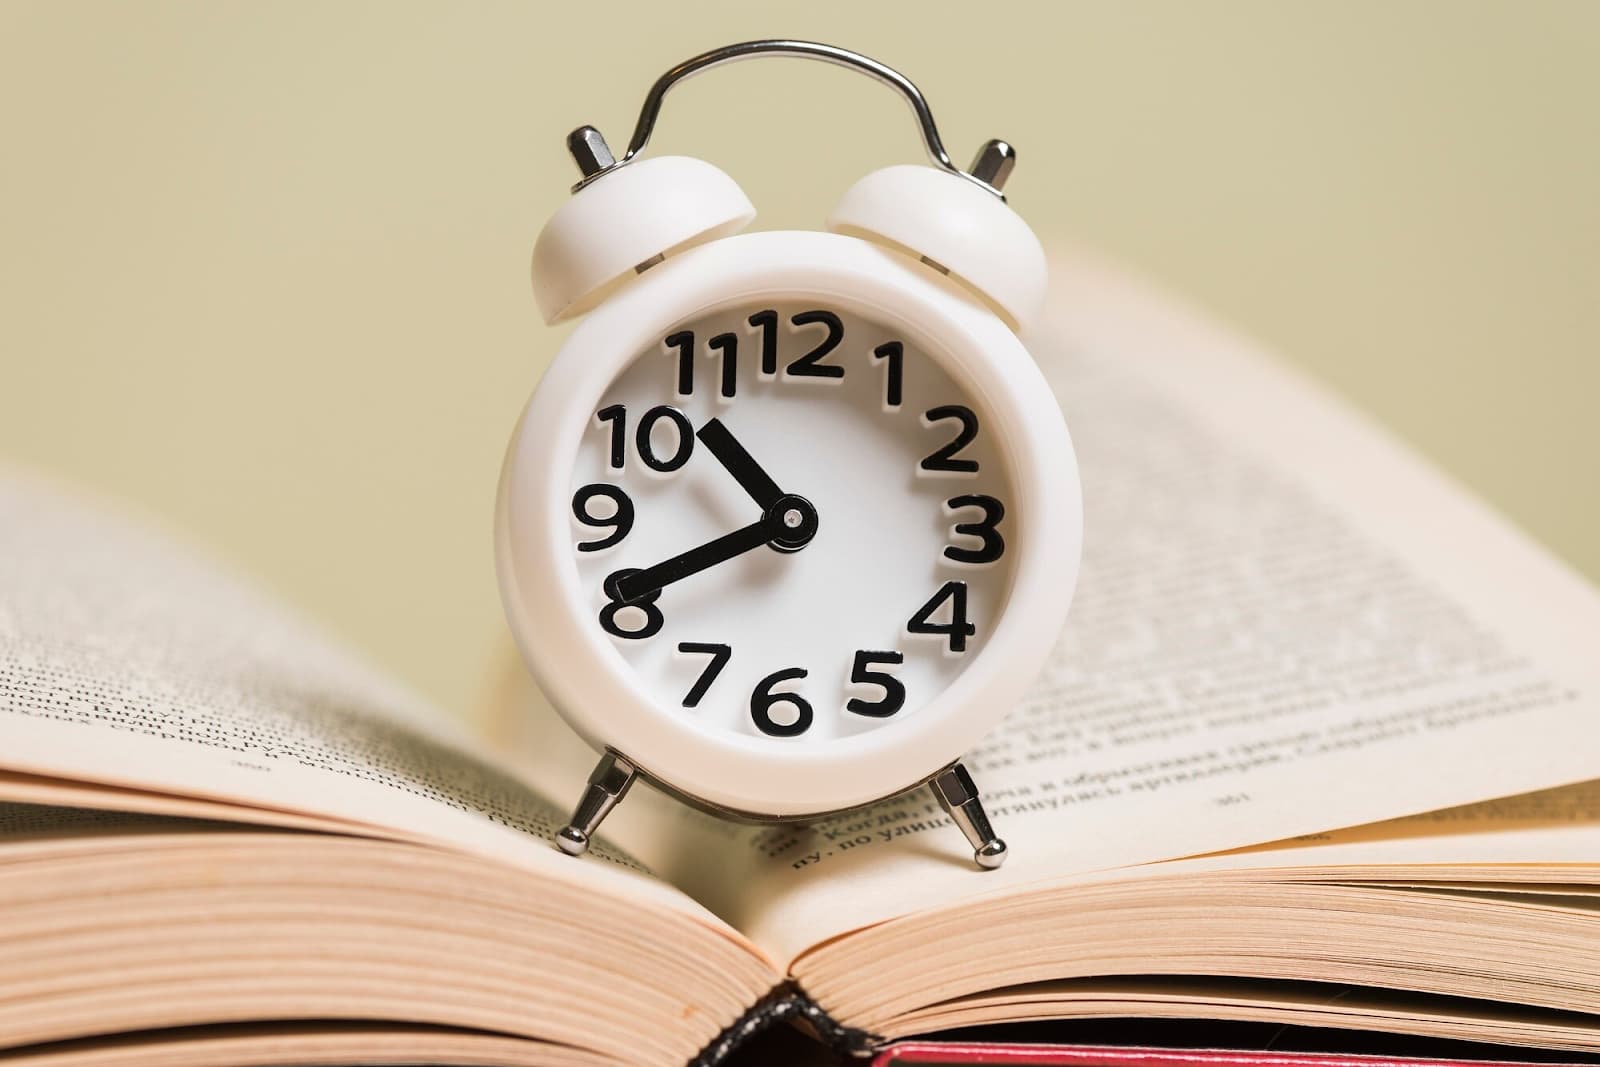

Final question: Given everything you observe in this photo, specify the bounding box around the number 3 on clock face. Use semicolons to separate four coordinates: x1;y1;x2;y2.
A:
566;302;1016;744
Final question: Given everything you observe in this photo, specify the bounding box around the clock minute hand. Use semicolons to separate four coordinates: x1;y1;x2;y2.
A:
697;418;785;510
611;489;821;605
612;515;777;604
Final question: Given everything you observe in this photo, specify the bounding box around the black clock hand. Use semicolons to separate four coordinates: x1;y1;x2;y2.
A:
612;518;773;604
696;418;785;510
611;493;819;604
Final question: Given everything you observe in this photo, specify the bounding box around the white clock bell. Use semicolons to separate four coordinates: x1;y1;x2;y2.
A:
496;40;1083;868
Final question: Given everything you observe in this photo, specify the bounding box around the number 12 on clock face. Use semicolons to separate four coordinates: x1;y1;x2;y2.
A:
566;302;1015;744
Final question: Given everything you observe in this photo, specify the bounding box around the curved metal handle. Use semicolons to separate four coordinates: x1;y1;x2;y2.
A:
566;39;1014;198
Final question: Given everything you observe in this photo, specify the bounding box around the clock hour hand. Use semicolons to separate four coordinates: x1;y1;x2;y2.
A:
697;418;785;511
611;493;819;604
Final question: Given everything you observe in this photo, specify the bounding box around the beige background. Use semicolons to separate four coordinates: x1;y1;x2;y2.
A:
2;1;1595;724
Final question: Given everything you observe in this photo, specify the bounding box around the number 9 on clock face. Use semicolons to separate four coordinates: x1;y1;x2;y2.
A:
567;302;1015;743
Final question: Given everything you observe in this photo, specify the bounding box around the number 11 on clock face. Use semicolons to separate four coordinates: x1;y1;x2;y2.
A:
567;301;1015;744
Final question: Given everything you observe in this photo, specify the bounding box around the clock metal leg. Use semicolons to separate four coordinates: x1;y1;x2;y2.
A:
930;762;1008;870
556;751;637;857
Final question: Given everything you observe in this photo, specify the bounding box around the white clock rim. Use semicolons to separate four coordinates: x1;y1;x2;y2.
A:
498;230;1082;817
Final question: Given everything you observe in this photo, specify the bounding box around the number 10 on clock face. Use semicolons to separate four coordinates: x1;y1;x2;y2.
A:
568;302;1015;744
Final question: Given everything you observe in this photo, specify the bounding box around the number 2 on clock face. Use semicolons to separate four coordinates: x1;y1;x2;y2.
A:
568;302;1015;743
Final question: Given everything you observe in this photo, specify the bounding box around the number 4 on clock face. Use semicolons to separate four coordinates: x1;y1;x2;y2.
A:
908;581;976;653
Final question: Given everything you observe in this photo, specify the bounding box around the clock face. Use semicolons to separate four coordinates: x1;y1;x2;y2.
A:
566;301;1017;745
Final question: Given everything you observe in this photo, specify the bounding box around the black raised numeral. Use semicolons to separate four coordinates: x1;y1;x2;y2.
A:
595;404;695;472
666;331;695;396
907;581;976;652
920;406;979;473
599;569;664;640
749;309;779;376
596;405;626;469
745;308;846;381
668;330;739;398
708;332;738;398
636;405;694;472
571;484;634;552
678;642;731;707
751;667;813;737
944;494;1005;565
847;650;906;718
872;340;904;408
785;310;845;379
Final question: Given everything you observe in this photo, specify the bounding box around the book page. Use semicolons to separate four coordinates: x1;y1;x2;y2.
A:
887;976;1600;1053
0;801;203;840
495;250;1600;963
0;469;724;924
1191;777;1600;870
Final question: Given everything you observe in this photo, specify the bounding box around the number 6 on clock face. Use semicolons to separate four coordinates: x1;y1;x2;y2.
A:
562;299;1016;746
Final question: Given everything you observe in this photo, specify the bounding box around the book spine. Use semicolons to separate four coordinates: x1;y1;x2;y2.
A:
691;983;877;1066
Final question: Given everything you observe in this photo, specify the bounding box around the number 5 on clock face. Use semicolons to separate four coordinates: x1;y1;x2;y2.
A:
567;301;1016;745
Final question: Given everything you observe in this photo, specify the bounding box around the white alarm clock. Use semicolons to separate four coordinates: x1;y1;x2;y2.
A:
496;41;1082;868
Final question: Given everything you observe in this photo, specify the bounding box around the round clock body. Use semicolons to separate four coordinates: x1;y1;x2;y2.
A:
497;229;1082;818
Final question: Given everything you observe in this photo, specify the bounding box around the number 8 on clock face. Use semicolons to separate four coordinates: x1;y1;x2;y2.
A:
568;300;1013;744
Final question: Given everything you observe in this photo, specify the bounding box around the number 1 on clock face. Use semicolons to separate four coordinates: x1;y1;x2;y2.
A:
568;302;1015;743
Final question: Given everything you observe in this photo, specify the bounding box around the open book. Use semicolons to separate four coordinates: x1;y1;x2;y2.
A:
3;252;1599;1067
